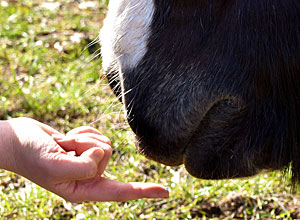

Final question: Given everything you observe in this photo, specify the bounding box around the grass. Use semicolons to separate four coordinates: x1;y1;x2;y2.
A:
0;0;299;219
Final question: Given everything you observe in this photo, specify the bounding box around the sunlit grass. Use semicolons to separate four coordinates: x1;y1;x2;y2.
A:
0;0;299;219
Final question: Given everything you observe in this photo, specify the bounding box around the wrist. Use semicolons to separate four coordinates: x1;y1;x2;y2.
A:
0;120;17;172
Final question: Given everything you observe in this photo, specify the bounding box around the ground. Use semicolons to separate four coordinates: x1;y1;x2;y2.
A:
0;0;299;219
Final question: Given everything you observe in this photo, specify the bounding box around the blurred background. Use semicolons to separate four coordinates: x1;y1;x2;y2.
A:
0;0;299;219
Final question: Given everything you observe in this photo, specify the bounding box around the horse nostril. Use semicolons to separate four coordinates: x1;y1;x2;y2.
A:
198;97;245;132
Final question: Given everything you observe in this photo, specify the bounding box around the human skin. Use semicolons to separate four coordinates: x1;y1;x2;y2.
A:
0;117;169;203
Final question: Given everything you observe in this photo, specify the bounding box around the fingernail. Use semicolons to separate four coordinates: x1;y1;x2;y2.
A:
162;186;170;198
92;148;104;163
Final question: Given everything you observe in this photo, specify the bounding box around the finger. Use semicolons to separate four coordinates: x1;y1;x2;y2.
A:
66;126;103;136
74;132;111;145
53;135;112;176
53;134;111;155
66;131;111;145
51;147;104;181
70;178;170;202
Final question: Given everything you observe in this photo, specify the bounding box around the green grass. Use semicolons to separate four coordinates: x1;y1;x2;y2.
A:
0;1;299;219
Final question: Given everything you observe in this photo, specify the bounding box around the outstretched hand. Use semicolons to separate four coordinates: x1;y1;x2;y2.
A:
1;118;169;203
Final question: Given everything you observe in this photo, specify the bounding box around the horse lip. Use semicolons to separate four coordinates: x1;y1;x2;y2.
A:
132;97;245;168
135;138;185;166
132;107;210;166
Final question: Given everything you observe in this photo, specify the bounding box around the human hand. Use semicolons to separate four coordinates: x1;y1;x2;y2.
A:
1;117;169;202
53;126;169;202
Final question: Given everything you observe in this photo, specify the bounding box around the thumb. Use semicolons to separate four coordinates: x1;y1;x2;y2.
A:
51;147;104;182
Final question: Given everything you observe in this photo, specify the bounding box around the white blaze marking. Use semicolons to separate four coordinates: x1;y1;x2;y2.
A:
100;0;155;71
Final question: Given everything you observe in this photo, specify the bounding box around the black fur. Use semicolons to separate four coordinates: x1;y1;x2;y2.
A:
104;0;300;186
